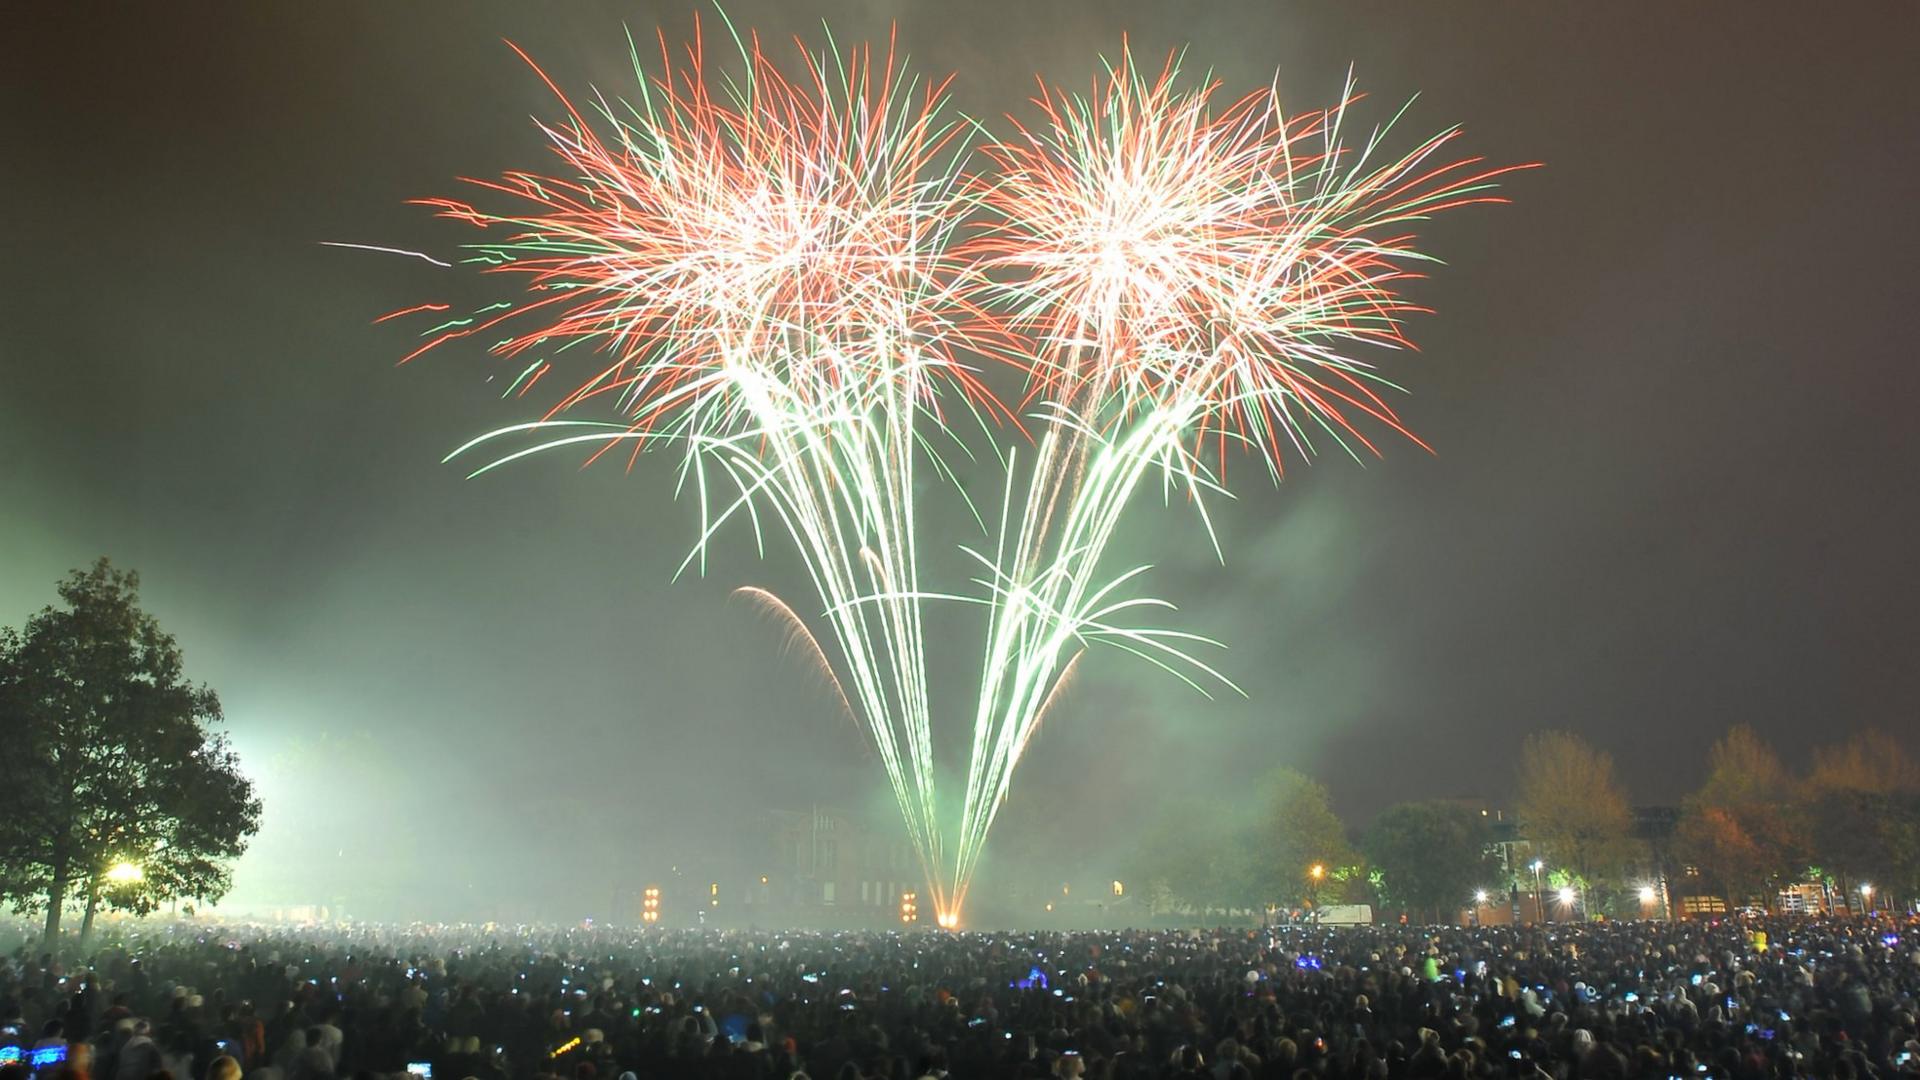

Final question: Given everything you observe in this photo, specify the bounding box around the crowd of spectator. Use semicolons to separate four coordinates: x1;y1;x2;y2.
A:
3;915;1916;1080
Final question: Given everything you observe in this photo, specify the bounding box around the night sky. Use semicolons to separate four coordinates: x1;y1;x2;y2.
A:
5;4;1918;920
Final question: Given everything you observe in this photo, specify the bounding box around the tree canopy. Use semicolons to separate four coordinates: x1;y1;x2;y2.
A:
0;558;261;945
1361;800;1497;923
1514;731;1633;898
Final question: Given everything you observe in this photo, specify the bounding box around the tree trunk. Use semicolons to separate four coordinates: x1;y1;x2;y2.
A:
42;868;67;949
79;873;102;946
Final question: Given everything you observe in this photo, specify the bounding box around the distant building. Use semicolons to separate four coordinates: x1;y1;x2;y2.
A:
766;806;925;920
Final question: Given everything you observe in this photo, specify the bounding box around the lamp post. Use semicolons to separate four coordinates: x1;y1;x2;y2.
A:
1530;860;1546;924
1859;882;1873;915
1308;863;1326;924
1473;890;1489;927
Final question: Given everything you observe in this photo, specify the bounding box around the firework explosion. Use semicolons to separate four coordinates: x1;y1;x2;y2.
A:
380;18;1522;926
945;47;1530;913
396;19;1005;920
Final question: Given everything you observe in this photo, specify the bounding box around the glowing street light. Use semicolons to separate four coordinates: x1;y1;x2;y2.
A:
1638;884;1657;904
1859;882;1874;912
1112;880;1124;898
1474;890;1489;904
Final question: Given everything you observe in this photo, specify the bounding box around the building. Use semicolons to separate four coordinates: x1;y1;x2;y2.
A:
765;806;926;923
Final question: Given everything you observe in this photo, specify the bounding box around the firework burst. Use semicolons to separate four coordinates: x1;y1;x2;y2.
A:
380;20;1524;928
404;18;1009;919
943;45;1530;911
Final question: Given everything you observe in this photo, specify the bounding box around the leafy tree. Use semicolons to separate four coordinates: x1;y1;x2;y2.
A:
1514;731;1634;903
1245;767;1356;909
1676;725;1802;907
1802;729;1920;906
1128;768;1355;919
1361;801;1497;924
1675;805;1775;906
1807;728;1920;796
1129;799;1232;917
0;559;261;946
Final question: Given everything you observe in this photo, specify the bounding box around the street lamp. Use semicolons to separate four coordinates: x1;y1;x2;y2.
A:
1308;864;1327;923
1473;890;1489;927
1530;860;1546;924
1859;882;1873;913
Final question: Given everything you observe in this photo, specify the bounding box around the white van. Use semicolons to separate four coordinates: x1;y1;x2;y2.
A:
1317;904;1373;926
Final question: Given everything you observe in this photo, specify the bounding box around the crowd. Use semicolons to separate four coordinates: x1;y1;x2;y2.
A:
3;916;1916;1080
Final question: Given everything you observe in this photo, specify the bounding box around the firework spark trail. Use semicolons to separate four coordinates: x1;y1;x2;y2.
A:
946;47;1530;911
320;241;454;268
413;19;1010;918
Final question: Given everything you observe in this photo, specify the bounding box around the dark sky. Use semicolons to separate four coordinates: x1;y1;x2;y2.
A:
5;3;1918;921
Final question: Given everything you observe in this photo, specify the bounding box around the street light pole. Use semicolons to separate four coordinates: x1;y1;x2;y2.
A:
1531;860;1545;924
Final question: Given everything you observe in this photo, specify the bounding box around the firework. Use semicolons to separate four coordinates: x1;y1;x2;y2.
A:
405;18;1004;918
385;20;1522;928
944;46;1528;912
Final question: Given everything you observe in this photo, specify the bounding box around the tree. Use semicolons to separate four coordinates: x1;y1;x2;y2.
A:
1127;767;1355;920
1245;767;1356;910
1362;801;1498;924
1803;730;1920;906
0;559;261;946
1129;798;1234;918
1675;725;1802;907
1514;731;1634;904
1807;728;1920;796
1675;805;1776;907
1698;724;1795;806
